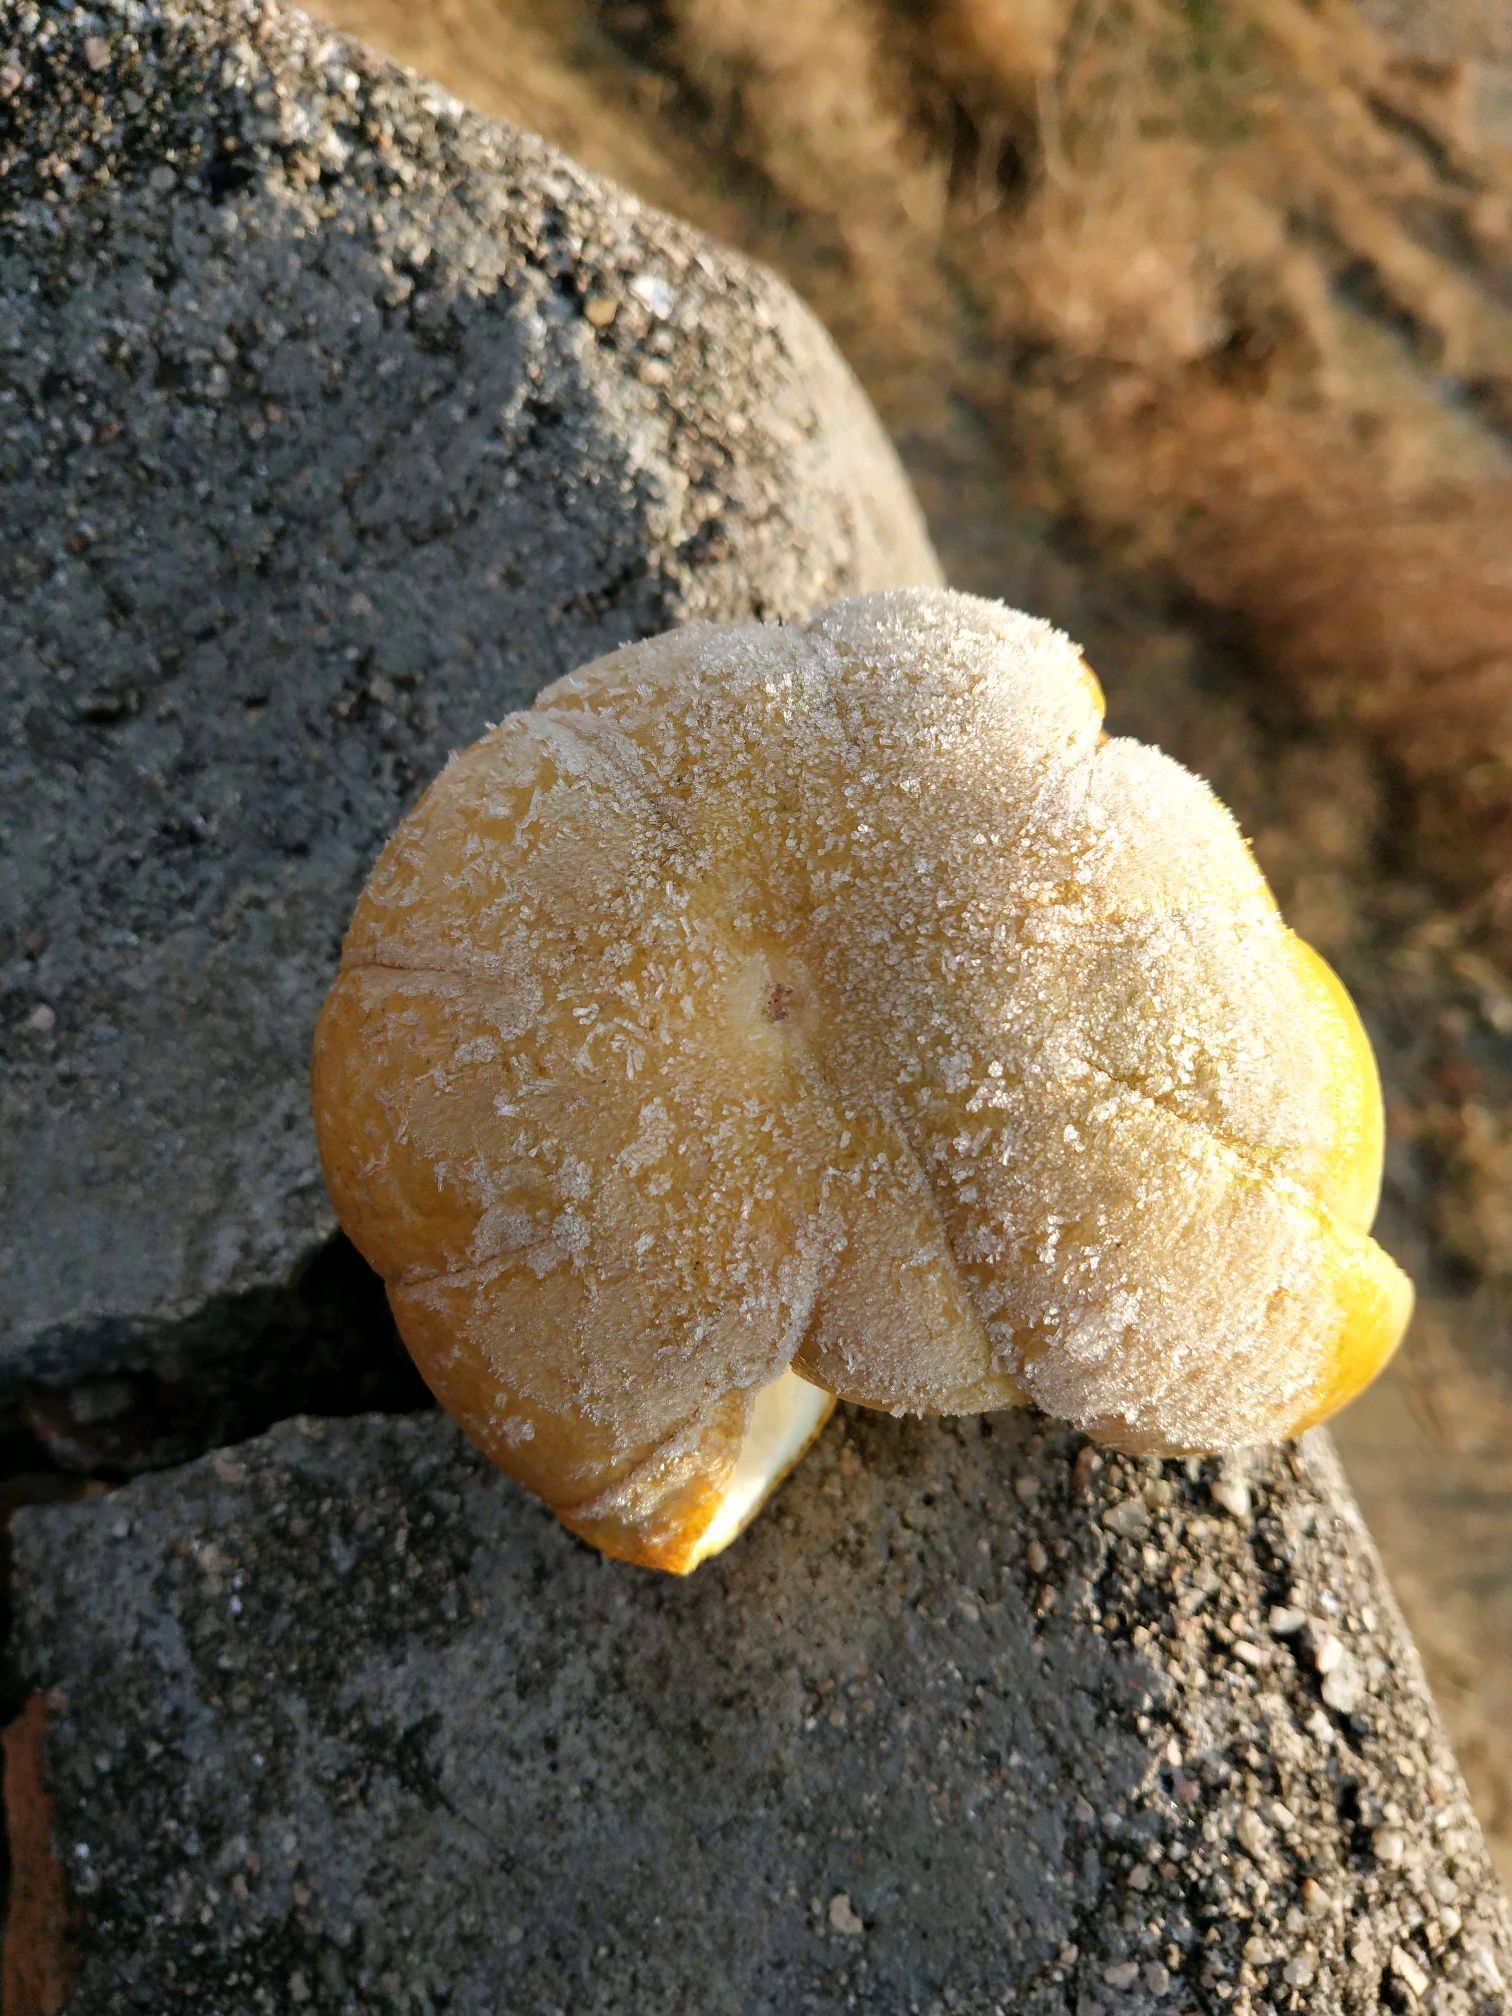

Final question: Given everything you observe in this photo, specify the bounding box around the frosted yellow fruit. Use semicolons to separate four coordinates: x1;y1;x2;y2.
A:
312;590;1411;1571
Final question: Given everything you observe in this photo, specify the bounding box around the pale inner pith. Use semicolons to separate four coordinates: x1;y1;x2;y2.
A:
689;1368;832;1566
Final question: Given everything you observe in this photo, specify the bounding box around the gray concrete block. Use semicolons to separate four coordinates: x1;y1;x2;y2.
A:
10;1408;1511;2013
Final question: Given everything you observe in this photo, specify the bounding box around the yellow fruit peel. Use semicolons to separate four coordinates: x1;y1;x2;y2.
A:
312;589;1412;1568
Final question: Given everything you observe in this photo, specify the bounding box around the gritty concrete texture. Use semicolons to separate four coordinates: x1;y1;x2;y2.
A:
0;0;938;1402
11;1408;1512;2015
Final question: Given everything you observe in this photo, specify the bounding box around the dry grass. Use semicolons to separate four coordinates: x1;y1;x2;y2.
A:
1069;384;1512;918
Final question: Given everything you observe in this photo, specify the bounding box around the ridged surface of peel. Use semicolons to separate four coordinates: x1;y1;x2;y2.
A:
312;589;1411;1561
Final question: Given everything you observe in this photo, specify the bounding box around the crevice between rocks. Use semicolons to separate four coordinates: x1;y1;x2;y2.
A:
7;1237;432;1486
0;1234;436;1970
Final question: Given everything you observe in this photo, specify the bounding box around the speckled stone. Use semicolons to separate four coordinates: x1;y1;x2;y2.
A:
11;1412;1511;2013
0;0;938;1402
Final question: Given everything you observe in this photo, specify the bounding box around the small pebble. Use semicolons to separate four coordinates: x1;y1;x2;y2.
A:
1210;1478;1251;1520
1072;1445;1102;1491
1235;1809;1269;1859
629;272;675;317
1313;1634;1344;1675
828;1892;863;1936
1267;1606;1306;1635
1102;1498;1150;1540
583;296;618;328
1300;1877;1329;1915
1321;1662;1363;1715
1100;1960;1140;1991
1283;1950;1317;1989
1389;1944;1430;2000
1026;1539;1048;1575
1372;1826;1406;1866
27;1003;56;1033
1143;1961;1171;1995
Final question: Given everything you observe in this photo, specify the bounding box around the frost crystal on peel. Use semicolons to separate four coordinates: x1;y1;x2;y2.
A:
312;589;1411;1565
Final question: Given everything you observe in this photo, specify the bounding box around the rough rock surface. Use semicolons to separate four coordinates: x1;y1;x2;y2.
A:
0;0;938;1401
11;1408;1512;2014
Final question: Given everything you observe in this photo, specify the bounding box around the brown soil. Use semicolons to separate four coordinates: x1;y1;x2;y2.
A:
1;1696;75;2016
307;0;1512;1882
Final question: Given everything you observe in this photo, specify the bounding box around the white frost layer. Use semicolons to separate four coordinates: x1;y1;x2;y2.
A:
322;588;1397;1487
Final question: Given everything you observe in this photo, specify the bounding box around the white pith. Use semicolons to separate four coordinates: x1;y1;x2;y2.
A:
690;1367;832;1566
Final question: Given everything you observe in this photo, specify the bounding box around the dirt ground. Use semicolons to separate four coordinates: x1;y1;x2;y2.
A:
306;0;1512;1884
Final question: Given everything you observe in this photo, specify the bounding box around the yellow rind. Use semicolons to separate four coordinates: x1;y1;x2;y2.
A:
1264;932;1409;1436
1293;1217;1414;1437
557;1375;837;1574
312;590;1414;1570
1280;932;1387;1235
